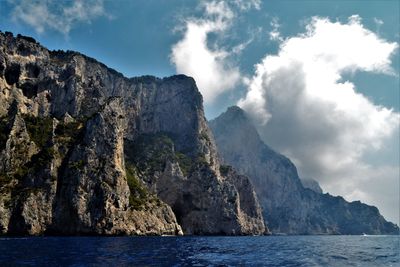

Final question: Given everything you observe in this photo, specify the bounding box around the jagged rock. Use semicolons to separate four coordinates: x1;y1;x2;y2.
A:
301;178;323;194
0;32;265;236
209;106;399;235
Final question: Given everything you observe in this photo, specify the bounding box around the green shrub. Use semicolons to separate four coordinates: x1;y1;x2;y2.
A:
175;152;192;177
125;133;176;175
7;115;57;181
69;160;85;171
200;132;210;142
0;117;10;151
195;154;209;166
0;173;12;185
219;165;231;176
55;121;83;145
126;164;149;210
13;165;29;180
12;146;56;181
24;115;53;148
124;132;203;178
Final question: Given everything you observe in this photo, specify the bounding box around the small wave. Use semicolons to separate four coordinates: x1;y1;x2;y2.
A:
0;236;398;266
0;237;28;240
330;255;348;260
375;255;388;259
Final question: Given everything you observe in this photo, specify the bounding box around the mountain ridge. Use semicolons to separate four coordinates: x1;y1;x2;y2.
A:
209;106;399;235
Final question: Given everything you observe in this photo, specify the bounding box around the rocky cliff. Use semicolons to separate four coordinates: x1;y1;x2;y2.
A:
0;32;266;236
209;106;399;235
301;178;323;194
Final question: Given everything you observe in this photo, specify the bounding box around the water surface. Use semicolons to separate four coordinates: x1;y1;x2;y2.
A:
0;235;398;266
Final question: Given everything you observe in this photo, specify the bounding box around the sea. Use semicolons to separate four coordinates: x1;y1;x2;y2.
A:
0;235;398;266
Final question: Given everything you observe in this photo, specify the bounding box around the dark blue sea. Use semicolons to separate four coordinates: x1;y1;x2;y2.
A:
0;235;398;266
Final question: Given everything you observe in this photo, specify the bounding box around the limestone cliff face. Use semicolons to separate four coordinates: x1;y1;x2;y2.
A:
0;32;265;235
209;106;399;235
301;178;323;194
121;76;266;235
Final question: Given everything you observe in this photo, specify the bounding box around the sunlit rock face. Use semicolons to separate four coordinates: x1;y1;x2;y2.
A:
209;106;399;235
0;32;266;236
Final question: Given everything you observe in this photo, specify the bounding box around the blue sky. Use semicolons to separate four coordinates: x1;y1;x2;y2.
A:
1;0;399;223
1;0;398;118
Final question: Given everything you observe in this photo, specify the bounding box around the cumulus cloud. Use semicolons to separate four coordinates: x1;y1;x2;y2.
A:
374;17;384;26
231;0;261;11
238;16;399;223
269;17;283;42
170;1;244;103
373;17;384;34
9;0;109;36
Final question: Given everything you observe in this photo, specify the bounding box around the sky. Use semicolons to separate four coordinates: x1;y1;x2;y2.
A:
0;0;399;224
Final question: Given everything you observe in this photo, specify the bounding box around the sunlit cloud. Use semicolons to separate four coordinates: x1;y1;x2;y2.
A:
269;17;283;42
170;1;242;103
238;15;399;223
9;0;110;36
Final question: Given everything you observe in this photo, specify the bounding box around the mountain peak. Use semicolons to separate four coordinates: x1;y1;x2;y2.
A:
226;105;245;114
210;107;399;235
209;106;264;152
219;106;248;122
301;178;323;194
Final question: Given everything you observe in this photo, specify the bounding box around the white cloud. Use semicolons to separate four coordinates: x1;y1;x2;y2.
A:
9;0;109;36
232;38;253;55
231;0;261;11
374;17;384;26
324;162;399;224
232;26;262;55
238;16;399;223
170;1;242;103
269;17;283;42
170;0;263;103
374;17;384;34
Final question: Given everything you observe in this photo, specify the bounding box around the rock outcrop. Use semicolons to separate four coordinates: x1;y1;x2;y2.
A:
0;32;266;235
301;178;323;194
209;106;399;235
